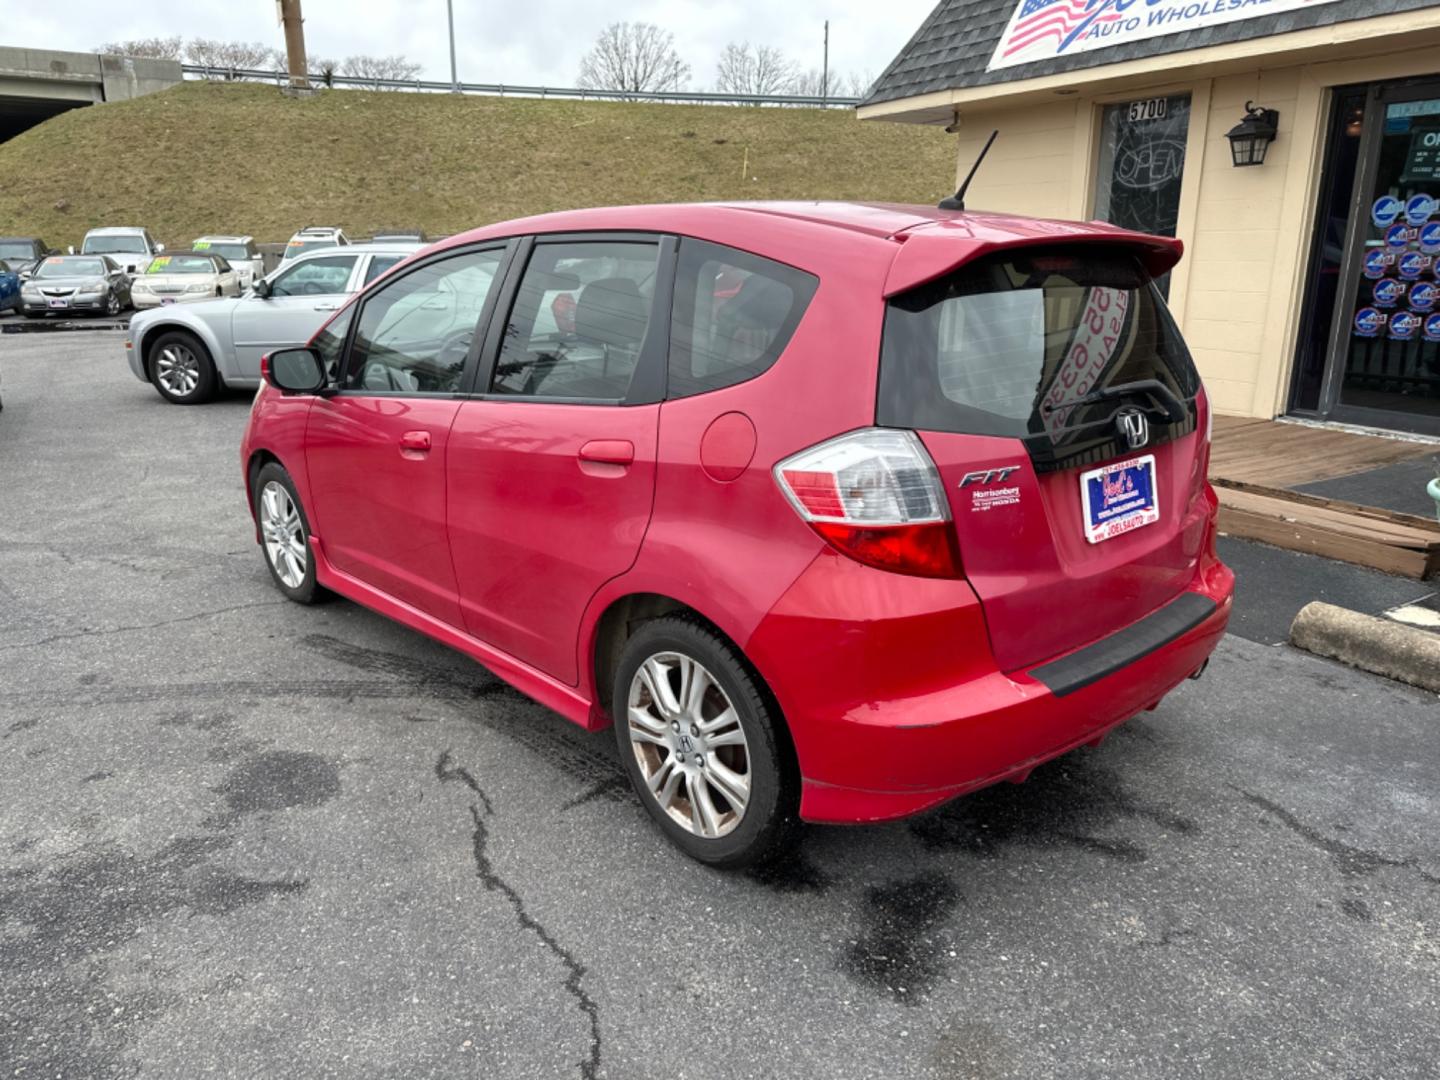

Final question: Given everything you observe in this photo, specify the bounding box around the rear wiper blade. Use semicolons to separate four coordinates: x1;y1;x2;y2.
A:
1043;379;1186;424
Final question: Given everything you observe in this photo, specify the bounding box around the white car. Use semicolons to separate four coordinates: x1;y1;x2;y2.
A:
126;242;420;403
81;226;163;276
131;253;243;310
192;235;264;288
283;226;349;261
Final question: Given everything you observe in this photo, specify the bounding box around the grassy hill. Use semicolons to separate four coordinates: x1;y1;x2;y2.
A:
0;81;956;248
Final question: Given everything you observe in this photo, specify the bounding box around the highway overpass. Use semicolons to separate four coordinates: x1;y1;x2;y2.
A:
0;47;181;143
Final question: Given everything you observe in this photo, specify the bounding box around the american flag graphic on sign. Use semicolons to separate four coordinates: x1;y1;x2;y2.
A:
986;0;1343;73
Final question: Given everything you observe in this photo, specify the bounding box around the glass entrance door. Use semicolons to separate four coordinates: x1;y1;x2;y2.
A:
1319;80;1440;435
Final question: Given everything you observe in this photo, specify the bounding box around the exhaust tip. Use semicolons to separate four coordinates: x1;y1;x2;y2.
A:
1188;658;1209;681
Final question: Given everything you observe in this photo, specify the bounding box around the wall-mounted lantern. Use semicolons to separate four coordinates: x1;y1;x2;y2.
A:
1225;101;1280;167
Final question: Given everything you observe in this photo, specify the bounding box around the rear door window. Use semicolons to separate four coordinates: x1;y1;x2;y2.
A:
878;247;1199;469
667;239;817;398
489;240;660;401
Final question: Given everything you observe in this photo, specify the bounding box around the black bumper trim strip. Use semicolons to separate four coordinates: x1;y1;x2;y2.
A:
1027;592;1218;698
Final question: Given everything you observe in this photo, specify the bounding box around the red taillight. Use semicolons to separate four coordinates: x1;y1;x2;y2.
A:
812;521;961;579
775;428;962;579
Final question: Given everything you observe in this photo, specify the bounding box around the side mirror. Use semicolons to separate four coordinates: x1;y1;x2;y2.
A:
252;278;273;299
263;348;327;394
155;243;166;254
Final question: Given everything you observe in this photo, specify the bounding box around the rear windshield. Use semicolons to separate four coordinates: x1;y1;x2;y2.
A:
83;235;147;255
196;243;252;260
878;247;1199;466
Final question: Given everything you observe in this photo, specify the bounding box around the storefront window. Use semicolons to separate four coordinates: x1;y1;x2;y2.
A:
1095;94;1191;295
1335;87;1440;430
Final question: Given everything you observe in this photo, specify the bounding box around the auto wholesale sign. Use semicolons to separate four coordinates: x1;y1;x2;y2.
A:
987;0;1344;72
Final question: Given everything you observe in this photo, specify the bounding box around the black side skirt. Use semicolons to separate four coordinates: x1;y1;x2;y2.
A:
1027;592;1217;698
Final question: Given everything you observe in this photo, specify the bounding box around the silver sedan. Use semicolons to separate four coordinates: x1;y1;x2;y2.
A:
125;243;419;404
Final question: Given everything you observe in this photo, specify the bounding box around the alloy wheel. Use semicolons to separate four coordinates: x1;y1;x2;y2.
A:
107;292;120;316
259;481;307;588
155;343;201;397
627;652;751;839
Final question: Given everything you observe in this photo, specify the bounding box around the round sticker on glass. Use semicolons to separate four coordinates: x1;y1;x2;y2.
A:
1386;224;1412;250
1354;307;1385;338
1363;249;1390;279
1399;252;1429;280
1390;311;1421;340
1373;278;1405;307
1410;280;1438;312
1425;313;1440;342
1421;222;1440;254
1406;193;1438;226
1372;195;1404;228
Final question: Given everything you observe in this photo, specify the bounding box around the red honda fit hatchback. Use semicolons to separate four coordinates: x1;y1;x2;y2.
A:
242;201;1233;867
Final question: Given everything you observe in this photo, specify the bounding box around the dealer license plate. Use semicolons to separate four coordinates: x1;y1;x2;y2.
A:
47;298;69;309
1080;454;1159;544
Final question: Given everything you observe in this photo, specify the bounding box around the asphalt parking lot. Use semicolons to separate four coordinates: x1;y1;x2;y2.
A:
2;332;1438;1080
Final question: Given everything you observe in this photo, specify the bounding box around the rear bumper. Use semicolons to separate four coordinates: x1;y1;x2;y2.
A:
748;550;1234;825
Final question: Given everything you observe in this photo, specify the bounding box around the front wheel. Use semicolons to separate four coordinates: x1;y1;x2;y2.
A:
148;330;217;404
253;462;325;605
613;618;798;869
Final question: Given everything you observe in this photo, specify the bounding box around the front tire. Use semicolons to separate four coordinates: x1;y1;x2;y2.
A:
148;329;217;404
613;618;798;869
253;463;325;605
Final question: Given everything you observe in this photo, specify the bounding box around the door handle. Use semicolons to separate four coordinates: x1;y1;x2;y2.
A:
578;440;634;466
313;303;339;312
400;430;432;453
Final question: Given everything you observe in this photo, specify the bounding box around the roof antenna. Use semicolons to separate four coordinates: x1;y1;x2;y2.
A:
939;129;998;212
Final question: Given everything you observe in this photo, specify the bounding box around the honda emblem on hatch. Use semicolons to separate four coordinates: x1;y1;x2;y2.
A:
1116;407;1149;451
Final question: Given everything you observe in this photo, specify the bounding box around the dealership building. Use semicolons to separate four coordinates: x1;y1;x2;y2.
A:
861;0;1440;437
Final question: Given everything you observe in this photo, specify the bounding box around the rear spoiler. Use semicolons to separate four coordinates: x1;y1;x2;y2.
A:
882;227;1184;299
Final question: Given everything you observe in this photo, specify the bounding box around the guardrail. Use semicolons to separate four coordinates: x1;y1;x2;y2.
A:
180;65;860;108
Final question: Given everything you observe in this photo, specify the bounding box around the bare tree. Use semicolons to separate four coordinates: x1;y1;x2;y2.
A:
715;43;796;96
341;54;425;85
308;54;340;87
577;22;690;94
96;37;184;61
186;39;282;77
794;68;874;100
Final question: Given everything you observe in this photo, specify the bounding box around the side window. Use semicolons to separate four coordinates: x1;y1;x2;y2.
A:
668;240;817;399
342;248;504;395
489;240;659;400
363;254;405;286
270;255;357;298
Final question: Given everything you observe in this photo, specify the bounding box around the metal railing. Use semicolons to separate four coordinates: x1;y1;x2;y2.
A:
180;65;860;108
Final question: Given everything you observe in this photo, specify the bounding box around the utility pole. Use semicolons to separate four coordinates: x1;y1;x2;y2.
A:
279;0;309;89
822;20;830;105
447;0;460;92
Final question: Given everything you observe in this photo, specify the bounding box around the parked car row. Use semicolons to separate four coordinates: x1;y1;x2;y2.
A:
1;224;372;321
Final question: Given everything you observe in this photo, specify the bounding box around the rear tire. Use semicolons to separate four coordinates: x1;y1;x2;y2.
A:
613;617;798;869
148;329;217;405
253;462;326;605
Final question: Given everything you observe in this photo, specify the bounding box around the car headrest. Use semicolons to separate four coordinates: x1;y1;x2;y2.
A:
721;273;793;333
575;278;648;351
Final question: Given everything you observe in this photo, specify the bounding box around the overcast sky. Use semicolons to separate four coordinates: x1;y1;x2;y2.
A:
5;2;939;89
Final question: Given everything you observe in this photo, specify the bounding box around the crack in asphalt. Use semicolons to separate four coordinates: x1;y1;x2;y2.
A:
437;751;601;1079
1236;788;1438;883
0;600;288;652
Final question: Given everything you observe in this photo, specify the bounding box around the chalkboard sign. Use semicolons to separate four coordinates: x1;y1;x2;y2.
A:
1401;127;1440;184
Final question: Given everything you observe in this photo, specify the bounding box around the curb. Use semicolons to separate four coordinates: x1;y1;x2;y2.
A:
1290;601;1440;694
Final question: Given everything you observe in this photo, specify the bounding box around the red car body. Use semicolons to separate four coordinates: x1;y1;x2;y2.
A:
241;201;1233;825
